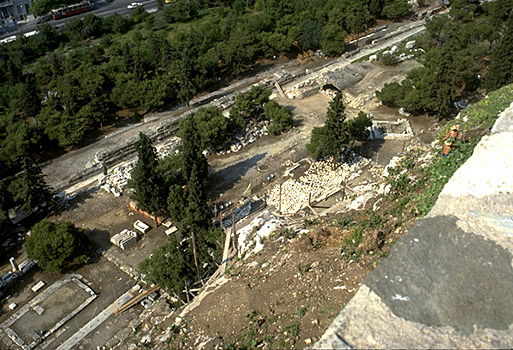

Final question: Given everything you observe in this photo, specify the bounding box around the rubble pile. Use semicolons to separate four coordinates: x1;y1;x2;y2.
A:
236;210;284;258
155;136;181;158
286;78;320;100
267;154;371;214
99;162;135;197
216;119;270;156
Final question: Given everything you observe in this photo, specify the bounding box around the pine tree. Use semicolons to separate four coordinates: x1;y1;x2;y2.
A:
307;94;371;160
324;92;349;152
8;159;53;215
485;16;513;92
26;219;88;272
307;93;349;159
128;132;166;226
178;117;208;181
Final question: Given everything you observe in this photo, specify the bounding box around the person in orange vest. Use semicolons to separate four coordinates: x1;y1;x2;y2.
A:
442;125;459;158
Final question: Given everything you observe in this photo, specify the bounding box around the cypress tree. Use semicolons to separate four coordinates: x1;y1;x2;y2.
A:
129;132;165;226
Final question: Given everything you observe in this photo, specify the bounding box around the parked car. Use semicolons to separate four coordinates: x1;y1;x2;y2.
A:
36;15;52;23
127;2;142;9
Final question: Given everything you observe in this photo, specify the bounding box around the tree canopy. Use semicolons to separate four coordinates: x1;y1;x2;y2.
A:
26;219;88;272
376;1;513;116
8;160;53;215
307;93;371;160
128;133;167;222
0;0;413;177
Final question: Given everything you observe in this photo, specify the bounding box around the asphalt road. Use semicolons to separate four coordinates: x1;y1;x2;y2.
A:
41;20;426;194
1;0;158;40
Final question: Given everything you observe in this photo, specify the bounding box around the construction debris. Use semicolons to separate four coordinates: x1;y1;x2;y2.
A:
99;162;135;197
267;153;371;214
110;229;138;250
215;120;270;156
237;210;284;258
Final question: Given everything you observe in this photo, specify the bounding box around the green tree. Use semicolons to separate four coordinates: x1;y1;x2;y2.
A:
323;92;349;152
485;16;513;92
38;103;86;148
25;220;88;272
178;116;209;181
30;0;59;17
264;100;293;134
381;0;410;20
128;133;167;226
381;52;398;66
298;19;323;51
183;164;210;231
347;111;372;141
168;183;186;223
181;163;211;275
320;24;347;56
192;106;233;151
0;115;38;167
229;85;272;128
139;236;193;298
8;159;53;215
306;93;349;159
376;81;404;107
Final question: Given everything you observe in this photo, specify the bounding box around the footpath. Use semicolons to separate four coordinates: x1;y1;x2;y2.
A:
315;103;513;348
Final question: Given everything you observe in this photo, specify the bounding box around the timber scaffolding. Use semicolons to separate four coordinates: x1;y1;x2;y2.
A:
115;285;160;314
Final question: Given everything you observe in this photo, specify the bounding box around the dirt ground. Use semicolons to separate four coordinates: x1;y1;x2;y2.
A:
0;52;444;349
171;227;377;349
120;60;443;349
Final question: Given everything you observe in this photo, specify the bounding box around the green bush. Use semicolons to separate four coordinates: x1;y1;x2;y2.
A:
264;101;293;135
26;220;88;273
381;53;399;66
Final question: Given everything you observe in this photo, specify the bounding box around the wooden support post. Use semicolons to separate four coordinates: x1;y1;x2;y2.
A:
232;213;238;254
274;80;286;99
184;281;190;304
191;230;199;272
279;183;282;213
221;226;231;274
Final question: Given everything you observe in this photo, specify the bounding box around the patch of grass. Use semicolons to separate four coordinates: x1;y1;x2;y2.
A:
280;227;296;239
341;225;364;258
298;307;308;317
303;218;319;227
333;217;355;228
284;322;300;337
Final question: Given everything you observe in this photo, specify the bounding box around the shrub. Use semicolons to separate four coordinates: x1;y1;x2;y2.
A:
26;220;88;273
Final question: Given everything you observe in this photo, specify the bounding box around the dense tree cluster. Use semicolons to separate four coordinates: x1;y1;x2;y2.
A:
0;0;410;177
131;127;221;299
307;93;371;159
230;85;294;134
376;0;513;116
0;160;53;231
25;219;88;272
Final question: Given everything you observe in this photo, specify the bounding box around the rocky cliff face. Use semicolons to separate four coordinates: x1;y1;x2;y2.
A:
315;103;513;349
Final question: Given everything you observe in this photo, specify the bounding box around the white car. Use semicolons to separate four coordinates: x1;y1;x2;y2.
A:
127;2;142;9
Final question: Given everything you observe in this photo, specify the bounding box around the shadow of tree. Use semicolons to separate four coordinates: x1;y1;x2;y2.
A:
207;153;267;197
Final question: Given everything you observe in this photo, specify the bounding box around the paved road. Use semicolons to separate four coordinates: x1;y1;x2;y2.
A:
42;20;427;194
1;0;158;40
